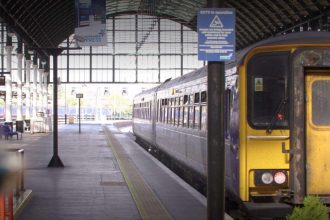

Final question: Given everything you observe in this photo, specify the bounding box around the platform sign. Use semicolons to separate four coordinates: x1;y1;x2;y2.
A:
76;93;83;98
198;8;236;62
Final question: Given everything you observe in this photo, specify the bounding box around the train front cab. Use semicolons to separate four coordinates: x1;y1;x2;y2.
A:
238;45;330;217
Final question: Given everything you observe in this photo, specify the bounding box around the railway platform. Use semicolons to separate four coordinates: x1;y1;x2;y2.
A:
1;122;232;220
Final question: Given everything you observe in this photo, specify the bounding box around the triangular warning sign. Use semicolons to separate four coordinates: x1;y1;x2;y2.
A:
210;15;223;28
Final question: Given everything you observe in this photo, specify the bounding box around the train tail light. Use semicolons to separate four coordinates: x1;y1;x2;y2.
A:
254;170;288;186
274;171;286;184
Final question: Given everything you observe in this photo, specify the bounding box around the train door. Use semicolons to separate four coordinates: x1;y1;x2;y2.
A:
305;70;330;195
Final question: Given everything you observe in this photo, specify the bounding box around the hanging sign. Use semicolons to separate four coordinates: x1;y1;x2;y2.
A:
74;0;107;46
198;8;236;62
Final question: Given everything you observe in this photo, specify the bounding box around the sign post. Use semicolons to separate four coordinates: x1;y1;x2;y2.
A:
198;4;235;220
76;93;83;134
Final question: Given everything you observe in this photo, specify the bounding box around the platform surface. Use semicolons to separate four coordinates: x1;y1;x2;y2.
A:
0;122;231;220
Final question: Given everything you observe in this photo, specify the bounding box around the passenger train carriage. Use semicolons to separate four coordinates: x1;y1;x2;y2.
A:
132;32;330;218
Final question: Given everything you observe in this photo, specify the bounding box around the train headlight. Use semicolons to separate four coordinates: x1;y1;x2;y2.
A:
274;172;286;184
261;172;273;185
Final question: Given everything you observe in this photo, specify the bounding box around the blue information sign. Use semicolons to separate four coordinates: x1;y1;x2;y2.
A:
198;8;236;62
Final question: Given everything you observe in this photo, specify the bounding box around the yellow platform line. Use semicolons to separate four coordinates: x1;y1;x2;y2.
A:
103;126;173;220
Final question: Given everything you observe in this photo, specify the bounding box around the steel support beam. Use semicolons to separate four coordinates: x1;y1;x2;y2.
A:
48;49;64;168
207;1;226;220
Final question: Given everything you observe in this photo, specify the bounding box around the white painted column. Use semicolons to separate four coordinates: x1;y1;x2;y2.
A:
25;59;32;119
43;71;49;114
5;45;13;123
38;68;44;113
16;53;23;121
32;64;38;118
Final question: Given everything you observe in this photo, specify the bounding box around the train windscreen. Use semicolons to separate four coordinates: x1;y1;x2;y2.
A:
247;52;290;129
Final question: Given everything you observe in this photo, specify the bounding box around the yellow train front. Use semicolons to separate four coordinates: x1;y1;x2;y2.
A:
237;32;330;218
133;32;330;219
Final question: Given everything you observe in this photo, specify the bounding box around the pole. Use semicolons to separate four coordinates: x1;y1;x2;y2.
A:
207;0;225;220
48;51;64;167
79;98;81;134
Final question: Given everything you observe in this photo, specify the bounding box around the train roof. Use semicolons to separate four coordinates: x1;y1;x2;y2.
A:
135;31;330;99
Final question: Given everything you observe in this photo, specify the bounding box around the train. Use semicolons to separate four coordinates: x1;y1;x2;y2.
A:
132;32;330;219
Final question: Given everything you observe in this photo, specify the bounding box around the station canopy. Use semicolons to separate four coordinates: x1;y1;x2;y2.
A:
0;0;330;52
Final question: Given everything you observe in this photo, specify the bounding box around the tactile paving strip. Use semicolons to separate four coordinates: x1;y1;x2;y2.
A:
103;126;173;220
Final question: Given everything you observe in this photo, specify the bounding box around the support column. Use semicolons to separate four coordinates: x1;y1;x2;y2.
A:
207;1;226;220
48;50;64;167
38;62;44;113
5;36;13;123
16;38;23;121
43;71;49;114
32;55;38;118
24;47;32;120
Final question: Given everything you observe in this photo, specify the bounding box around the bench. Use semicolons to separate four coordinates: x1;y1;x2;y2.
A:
0;125;19;140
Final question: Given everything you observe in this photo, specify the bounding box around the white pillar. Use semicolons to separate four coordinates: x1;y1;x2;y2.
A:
43;71;49;114
32;64;38;117
25;59;32;119
5;45;13;123
38;68;44;113
16;53;23;121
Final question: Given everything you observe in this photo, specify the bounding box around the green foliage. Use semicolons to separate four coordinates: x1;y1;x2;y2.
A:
287;196;329;220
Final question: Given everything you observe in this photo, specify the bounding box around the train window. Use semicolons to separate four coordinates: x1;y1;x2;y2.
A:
201;105;207;131
183;107;189;127
189;107;194;128
157;101;159;122
189;95;194;104
179;107;183;126
194;106;200;129
184;95;189;105
247;52;289;129
194;93;200;103
225;89;231;137
170;107;173;124
312;80;330;125
201;91;207;103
